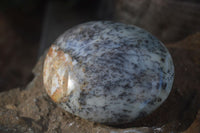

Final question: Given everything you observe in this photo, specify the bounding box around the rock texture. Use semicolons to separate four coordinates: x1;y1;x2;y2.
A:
43;21;174;125
114;0;200;43
0;33;200;132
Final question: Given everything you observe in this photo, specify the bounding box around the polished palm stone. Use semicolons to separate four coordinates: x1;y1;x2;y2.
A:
43;21;174;125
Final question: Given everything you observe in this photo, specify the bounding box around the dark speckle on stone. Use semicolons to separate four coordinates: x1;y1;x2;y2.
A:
138;111;147;118
161;58;165;62
162;82;167;90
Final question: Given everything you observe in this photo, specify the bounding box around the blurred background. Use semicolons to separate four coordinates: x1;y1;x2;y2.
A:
0;0;200;92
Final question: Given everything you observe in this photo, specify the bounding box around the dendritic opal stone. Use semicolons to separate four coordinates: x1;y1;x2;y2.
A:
43;21;174;125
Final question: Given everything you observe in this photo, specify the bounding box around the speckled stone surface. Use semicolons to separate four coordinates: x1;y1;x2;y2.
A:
43;21;174;125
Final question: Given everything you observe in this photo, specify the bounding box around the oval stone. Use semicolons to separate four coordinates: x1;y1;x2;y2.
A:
43;21;174;125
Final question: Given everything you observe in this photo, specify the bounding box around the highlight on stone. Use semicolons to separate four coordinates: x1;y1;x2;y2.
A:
43;21;174;125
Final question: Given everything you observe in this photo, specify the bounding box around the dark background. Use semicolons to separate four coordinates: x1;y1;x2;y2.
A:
0;0;200;92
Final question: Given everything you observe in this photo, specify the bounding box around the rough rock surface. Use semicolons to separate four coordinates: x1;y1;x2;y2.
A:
114;0;200;43
0;33;200;132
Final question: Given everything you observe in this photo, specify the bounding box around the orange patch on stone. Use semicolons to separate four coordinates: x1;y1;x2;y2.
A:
51;87;63;102
47;45;54;57
43;45;74;103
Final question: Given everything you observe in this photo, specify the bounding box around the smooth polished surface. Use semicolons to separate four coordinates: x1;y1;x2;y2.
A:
43;21;174;125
